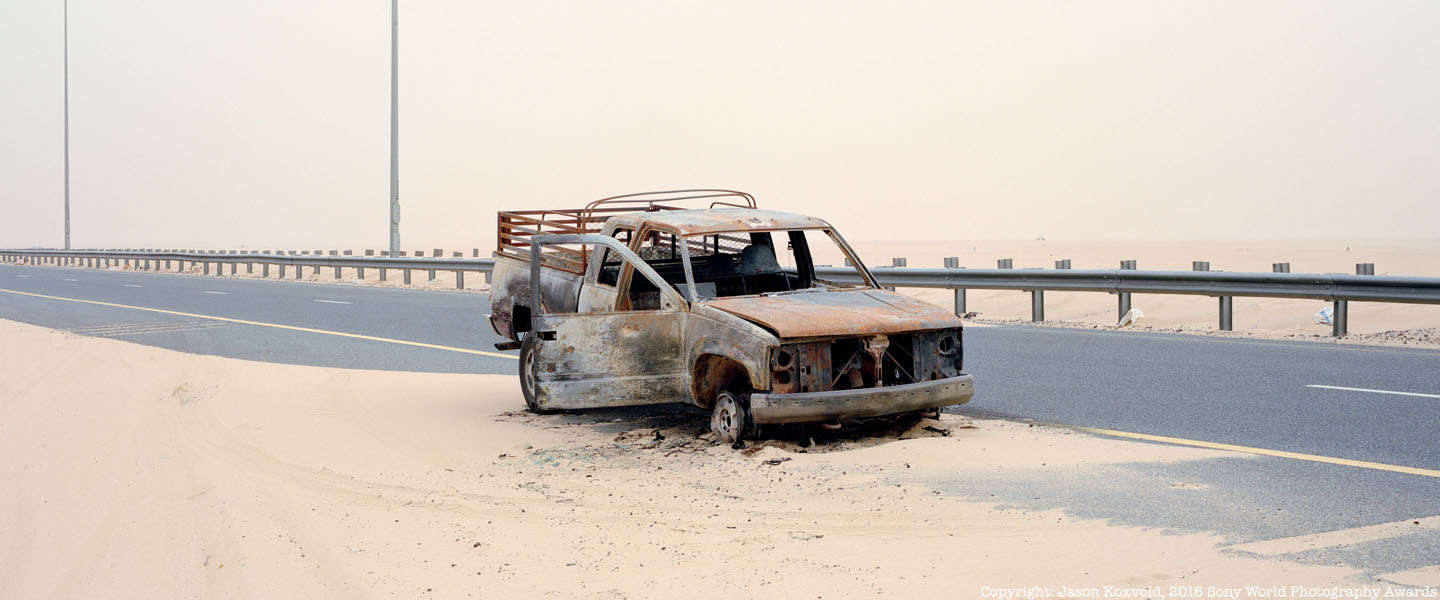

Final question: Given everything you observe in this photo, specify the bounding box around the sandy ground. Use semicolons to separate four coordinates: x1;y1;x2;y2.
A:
0;318;1377;599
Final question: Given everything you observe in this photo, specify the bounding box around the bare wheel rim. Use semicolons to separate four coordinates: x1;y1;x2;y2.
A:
521;344;537;395
710;392;742;442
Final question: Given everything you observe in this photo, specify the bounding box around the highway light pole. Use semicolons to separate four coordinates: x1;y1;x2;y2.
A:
63;0;70;250
388;0;400;254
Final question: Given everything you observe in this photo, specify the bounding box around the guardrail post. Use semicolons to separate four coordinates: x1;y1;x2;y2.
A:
1272;262;1290;273
357;266;365;280
246;261;252;274
1118;260;1136;322
230;261;237;275
1329;263;1373;337
1055;259;1071;269
278;264;286;278
380;266;388;282
880;258;904;291
334;265;341;279
1194;261;1232;330
203;262;210;276
404;268;412;285
944;257;965;316
430;249;441;281
456;271;464;289
1031;290;1045;322
263;263;270;278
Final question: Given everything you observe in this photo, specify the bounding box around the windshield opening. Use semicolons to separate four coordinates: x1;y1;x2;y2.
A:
681;229;870;300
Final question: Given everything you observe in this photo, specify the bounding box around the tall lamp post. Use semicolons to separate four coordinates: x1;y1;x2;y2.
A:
388;0;400;254
63;0;70;249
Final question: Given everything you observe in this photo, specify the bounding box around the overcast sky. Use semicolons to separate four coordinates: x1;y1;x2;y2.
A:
2;1;1437;249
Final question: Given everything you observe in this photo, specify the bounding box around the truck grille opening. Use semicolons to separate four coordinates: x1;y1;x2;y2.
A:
771;331;963;394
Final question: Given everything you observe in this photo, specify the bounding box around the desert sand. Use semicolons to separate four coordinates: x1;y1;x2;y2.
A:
0;318;1374;598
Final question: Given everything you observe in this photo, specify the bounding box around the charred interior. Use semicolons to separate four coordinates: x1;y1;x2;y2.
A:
767;330;964;394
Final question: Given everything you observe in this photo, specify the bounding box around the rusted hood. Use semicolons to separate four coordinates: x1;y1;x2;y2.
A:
705;289;962;339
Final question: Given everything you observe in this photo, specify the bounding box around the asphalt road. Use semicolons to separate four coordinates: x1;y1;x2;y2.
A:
3;262;1438;581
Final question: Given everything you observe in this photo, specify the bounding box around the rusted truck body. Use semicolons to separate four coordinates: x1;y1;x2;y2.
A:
488;190;974;442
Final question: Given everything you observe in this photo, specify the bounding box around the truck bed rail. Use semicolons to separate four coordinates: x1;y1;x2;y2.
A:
497;189;758;275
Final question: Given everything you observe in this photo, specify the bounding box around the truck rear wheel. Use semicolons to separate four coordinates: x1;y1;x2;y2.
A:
709;391;752;444
518;335;559;414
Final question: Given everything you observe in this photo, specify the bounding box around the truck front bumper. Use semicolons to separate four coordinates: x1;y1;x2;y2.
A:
748;374;975;425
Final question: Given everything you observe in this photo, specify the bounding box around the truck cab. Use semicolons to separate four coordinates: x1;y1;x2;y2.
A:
489;190;974;442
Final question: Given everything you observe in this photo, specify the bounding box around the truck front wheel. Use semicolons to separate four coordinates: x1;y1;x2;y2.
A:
518;335;559;414
709;391;753;444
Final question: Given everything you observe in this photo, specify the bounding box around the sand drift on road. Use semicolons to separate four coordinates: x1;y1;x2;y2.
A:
0;319;1365;598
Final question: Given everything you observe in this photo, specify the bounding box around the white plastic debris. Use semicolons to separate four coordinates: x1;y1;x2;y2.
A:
1315;305;1333;325
1117;308;1144;327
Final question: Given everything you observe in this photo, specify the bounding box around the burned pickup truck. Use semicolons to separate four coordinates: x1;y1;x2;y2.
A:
489;190;974;442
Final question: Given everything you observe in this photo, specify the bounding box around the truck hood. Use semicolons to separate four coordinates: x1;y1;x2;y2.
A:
704;289;963;339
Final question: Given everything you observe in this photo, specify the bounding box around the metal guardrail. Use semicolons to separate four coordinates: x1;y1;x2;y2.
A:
822;265;1440;337
5;249;1439;337
0;249;494;289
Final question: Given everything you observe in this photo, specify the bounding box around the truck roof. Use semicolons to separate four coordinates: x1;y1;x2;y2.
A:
610;208;831;236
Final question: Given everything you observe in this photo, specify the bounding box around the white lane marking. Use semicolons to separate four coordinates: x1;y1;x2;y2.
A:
1228;515;1440;556
17;275;29;278
123;284;143;288
313;299;352;305
202;291;228;295
64;278;78;282
1306;384;1440;399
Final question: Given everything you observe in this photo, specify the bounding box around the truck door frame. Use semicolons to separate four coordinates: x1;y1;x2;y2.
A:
527;234;692;410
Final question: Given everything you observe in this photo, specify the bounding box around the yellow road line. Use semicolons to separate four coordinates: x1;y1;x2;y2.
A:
1068;424;1440;479
0;287;518;360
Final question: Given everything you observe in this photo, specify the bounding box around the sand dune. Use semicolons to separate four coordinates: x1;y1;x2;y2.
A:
0;319;1366;598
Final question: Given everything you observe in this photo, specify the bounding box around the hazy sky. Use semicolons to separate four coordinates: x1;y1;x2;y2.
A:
2;1;1437;249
